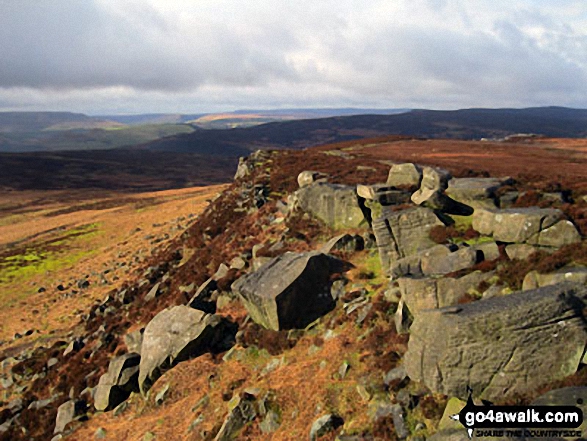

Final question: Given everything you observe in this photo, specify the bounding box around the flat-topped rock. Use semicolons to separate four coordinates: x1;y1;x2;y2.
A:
472;207;563;243
404;282;587;401
446;177;512;209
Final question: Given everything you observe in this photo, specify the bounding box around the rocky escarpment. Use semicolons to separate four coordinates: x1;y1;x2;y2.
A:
1;145;587;441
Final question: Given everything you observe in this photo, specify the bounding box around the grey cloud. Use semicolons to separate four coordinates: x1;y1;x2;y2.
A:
0;1;586;112
0;0;298;91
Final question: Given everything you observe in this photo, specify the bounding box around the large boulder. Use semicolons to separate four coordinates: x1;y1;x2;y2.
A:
522;266;587;291
232;252;349;331
138;306;236;393
294;182;368;229
404;283;587;401
446;177;512;209
472;207;562;243
386;163;423;188
94;353;140;411
372;207;446;276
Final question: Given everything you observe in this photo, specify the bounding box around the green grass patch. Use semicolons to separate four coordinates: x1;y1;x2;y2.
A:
0;222;102;287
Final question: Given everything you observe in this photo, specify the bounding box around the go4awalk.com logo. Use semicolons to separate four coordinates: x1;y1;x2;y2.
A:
451;391;583;439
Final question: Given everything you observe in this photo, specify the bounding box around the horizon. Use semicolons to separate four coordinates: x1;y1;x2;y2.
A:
1;1;586;114
0;104;586;118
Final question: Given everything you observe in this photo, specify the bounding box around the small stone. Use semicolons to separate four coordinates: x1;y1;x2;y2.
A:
309;414;344;440
155;384;170;405
338;361;350;380
95;427;107;439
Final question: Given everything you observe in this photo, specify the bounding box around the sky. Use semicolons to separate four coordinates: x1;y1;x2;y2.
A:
0;0;586;114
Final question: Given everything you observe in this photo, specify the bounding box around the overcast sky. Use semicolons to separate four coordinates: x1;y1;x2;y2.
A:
0;0;586;114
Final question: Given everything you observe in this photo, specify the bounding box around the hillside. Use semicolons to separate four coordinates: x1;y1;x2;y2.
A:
0;149;235;191
140;107;587;154
1;137;587;440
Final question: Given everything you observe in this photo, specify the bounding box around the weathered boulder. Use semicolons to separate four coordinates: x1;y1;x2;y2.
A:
294;182;368;229
420;246;479;276
411;166;451;204
390;244;482;279
372;207;446;275
386;163;422;188
446;177;512;209
232;252;349;330
138;306;236;393
398;271;494;315
297;170;328;188
404;283;587;401
522;266;587;291
54;400;87;434
472;207;562;243
526;219;582;248
94;353;140;411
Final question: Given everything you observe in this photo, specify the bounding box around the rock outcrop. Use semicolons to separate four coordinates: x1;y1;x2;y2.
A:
232;251;349;330
404;283;587;401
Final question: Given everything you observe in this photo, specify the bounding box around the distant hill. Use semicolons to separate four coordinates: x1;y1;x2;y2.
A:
0;111;117;132
96;113;205;125
139;106;587;155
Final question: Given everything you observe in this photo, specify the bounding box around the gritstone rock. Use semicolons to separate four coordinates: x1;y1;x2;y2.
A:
232;251;350;331
294;182;368;229
138;306;236;394
94;353;140;411
404;282;587;401
386;163;423;188
472;207;563;243
372;206;446;276
522;266;587;291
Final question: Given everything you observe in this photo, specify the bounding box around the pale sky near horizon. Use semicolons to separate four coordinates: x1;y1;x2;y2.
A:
0;0;586;114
